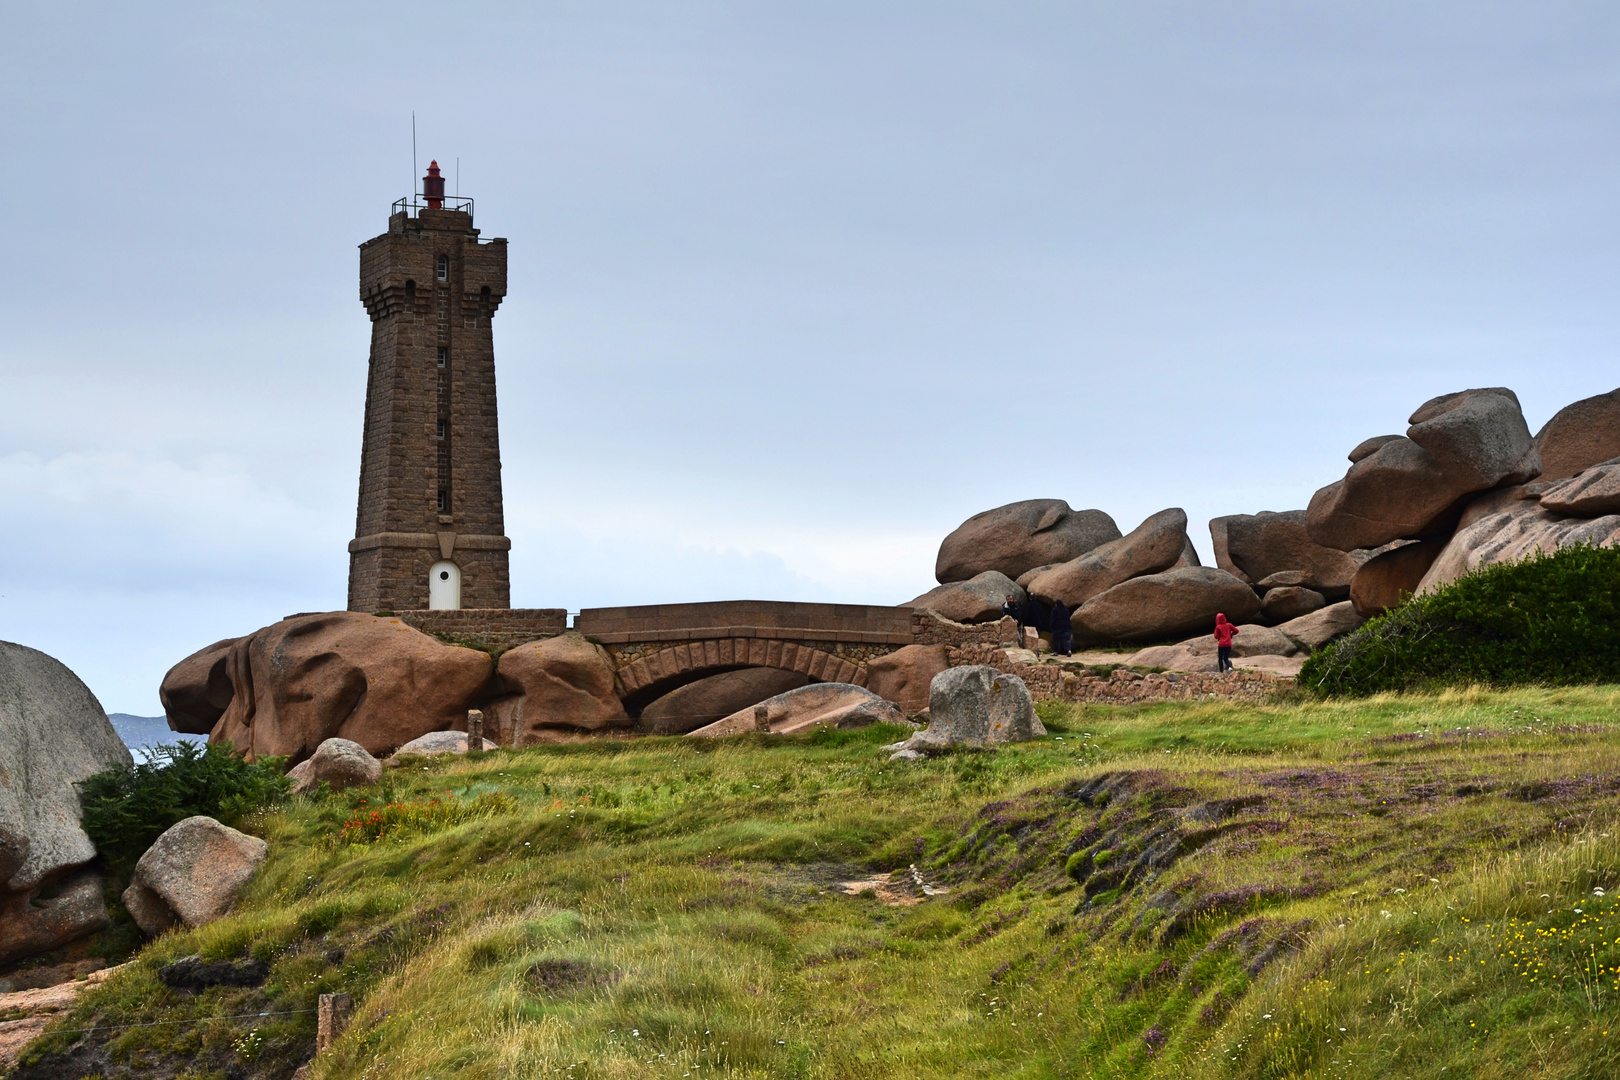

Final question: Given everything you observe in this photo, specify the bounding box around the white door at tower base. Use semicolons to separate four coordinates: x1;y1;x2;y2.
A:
428;561;462;610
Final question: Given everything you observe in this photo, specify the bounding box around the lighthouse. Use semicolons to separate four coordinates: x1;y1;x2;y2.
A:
348;162;511;612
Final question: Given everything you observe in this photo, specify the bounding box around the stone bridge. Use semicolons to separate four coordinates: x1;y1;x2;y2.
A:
577;601;923;710
401;600;1011;709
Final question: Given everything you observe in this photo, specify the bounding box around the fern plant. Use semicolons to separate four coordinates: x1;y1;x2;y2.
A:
78;740;289;878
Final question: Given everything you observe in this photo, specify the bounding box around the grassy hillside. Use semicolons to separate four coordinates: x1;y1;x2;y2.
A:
17;686;1620;1079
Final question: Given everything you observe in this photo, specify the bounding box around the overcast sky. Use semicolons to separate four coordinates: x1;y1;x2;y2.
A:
4;2;1618;714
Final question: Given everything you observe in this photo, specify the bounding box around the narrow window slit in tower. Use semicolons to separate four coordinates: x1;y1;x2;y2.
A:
437;419;446;441
437;346;447;368
436;255;448;281
437;489;448;513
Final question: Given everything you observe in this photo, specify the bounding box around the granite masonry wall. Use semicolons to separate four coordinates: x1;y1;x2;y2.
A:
349;206;511;613
398;608;565;653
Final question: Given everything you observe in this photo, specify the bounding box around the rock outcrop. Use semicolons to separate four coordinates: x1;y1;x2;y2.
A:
1272;601;1366;650
639;667;809;735
121;816;268;937
935;500;1120;583
1025;508;1189;609
159;637;240;735
1073;567;1261;643
286;738;382;795
1209;510;1360;596
209;613;492;761
389;731;499;758
1537;457;1620;517
1349;541;1443;617
1306;388;1541;550
1127;623;1299;669
0;642;131;964
488;633;631;745
1416;487;1620;595
1258;586;1325;623
0;874;109;969
888;666;1043;758
862;644;949;715
1533;388;1620;481
689;684;907;738
906;571;1025;624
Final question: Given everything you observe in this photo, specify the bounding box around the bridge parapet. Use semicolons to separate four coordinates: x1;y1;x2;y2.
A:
574;600;916;645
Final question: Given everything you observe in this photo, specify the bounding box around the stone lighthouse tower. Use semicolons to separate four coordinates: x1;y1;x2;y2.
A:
348;162;510;612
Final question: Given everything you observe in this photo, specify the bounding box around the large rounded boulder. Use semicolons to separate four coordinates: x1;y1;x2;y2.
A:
1273;601;1366;650
1533;388;1620;481
689;683;906;738
1416;487;1620;595
1258;586;1326;624
1349;540;1444;617
1306;388;1541;551
1537;457;1620;518
863;644;950;715
208;613;493;761
906;571;1024;623
889;666;1044;758
638;667;808;735
159;637;240;735
1025;508;1189;609
121;816;268;937
1073;567;1261;643
0;642;130;964
285;738;382;794
1209;509;1360;596
490;632;631;744
935;500;1120;584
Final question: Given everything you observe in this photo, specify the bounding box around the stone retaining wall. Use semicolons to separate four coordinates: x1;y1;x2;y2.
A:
941;642;1288;705
912;611;1018;647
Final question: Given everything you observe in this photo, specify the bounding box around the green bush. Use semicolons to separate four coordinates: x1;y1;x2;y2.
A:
79;741;289;877
1300;544;1620;696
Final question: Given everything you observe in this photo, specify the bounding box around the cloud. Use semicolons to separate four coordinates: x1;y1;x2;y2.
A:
0;450;334;590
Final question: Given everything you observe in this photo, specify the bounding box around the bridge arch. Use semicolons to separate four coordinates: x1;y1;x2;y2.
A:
615;637;869;710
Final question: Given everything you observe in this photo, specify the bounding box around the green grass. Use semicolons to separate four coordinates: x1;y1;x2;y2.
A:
19;686;1620;1079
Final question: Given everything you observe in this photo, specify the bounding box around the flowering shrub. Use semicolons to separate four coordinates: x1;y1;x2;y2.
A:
339;790;514;846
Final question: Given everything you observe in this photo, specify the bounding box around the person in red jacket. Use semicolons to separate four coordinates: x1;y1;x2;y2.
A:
1213;613;1239;674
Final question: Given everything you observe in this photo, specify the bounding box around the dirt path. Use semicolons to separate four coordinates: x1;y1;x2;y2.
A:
0;965;126;1072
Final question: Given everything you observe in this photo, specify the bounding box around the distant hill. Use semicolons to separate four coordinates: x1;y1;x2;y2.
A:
107;713;201;760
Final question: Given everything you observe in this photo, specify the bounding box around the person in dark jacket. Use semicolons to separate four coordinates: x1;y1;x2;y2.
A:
1021;597;1050;650
1050;600;1073;656
1002;594;1023;646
